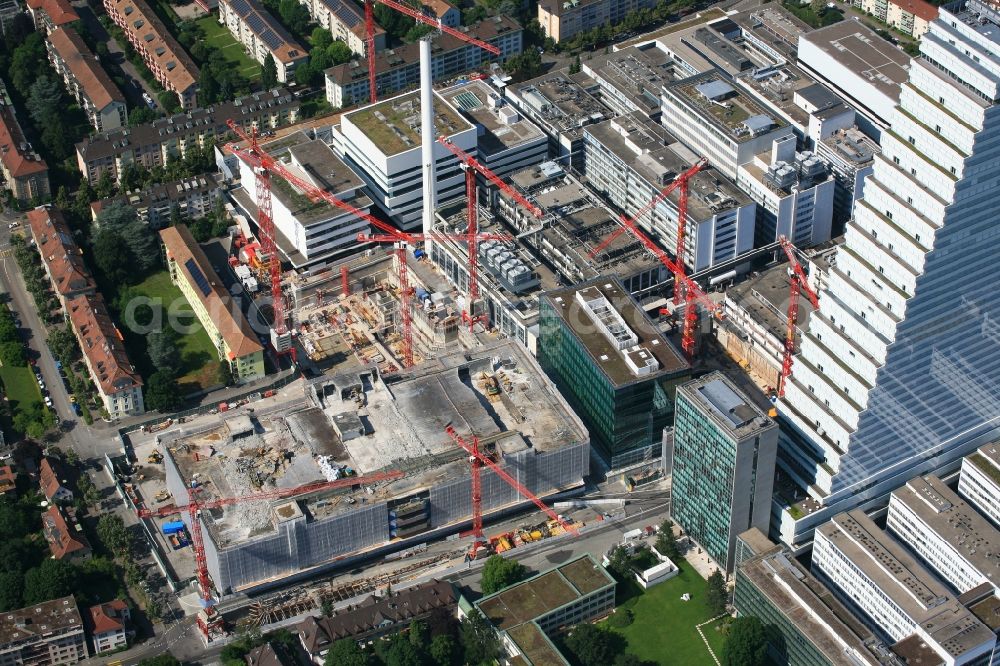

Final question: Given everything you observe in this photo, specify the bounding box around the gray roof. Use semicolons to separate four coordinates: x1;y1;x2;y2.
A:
695;79;735;100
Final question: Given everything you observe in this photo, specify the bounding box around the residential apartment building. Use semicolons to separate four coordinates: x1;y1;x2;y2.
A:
26;206;96;307
297;0;385;56
324;17;522;107
0;597;89;665
67;293;145;418
776;0;1000;547
230;131;373;268
537;0;657;43
46;28;127;133
161;225;265;383
39;458;73;503
583;112;756;274
887;474;1000;595
425;0;459;27
76;88;300;185
959;443;1000;527
733;529;885;666
538;279;691;469
660;73;796;180
0;82;49;203
219;0;308;83
852;0;939;38
736;136;836;248
26;0;78;33
667;373;778;572
41;505;91;561
812;510;996;665
90;173;223;229
103;0;199;108
86;601;130;654
330;90;476;230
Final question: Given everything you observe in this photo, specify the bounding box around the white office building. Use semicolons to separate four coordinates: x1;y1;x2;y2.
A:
776;0;1000;546
583;112;756;273
812;510;997;665
887;474;1000;595
331;90;476;230
959;442;1000;528
230;131;373;268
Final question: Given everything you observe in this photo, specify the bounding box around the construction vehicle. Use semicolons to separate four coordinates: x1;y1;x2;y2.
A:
147;450;163;464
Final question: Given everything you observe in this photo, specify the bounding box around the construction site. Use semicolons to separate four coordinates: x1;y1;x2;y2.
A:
131;340;588;596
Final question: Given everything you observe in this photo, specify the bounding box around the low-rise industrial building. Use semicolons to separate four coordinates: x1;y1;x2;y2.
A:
959;443;1000;528
219;0;308;83
298;0;385;56
0;81;49;204
46;28;127;133
0;597;89;665
324;17;523;107
76;88;300;185
582;45;676;120
733;528;887;666
90;173;224;229
229;131;373;268
582;112;757;274
538;278;690;469
812;510;997;665
331;90;476;230
161;224;265;384
155;340;587;594
668;373;777;571
537;0;657;43
103;0;199;109
660;72;796;180
887;474;1000;595
26;0;78;33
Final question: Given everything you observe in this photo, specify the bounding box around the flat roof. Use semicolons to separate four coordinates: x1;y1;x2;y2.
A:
798;21;910;100
679;372;775;439
585;45;676;115
665;71;787;143
476;554;614;630
343;89;471;156
617;7;727;49
724;261;815;342
0;596;83;644
967;443;1000;489
737;534;882;665
820;127;879;165
892;475;1000;586
542;278;689;388
818;510;995;659
506;622;569;666
438;79;545;157
508;71;607;137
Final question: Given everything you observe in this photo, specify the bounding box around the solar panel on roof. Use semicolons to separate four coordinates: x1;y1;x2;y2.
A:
453;91;482;111
330;0;361;27
185;258;212;297
260;27;283;49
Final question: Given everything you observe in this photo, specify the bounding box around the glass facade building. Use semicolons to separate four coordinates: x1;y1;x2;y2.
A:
537;279;690;469
668;373;778;571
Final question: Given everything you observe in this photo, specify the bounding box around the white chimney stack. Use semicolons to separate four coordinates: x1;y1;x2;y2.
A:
420;37;437;249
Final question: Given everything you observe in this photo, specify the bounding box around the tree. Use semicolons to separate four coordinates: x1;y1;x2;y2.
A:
569;54;582;74
145;370;183;413
328;40;352;66
462;6;487;25
26;76;63;127
93;230;135;285
324;638;368;666
655;520;681;561
480;554;528;594
47;325;80;366
147;331;181;373
129;105;159;127
0;341;24;367
262;53;278;89
722;616;771;666
23;558;78;604
606;545;632;580
9;34;47;95
97;201;160;274
97;513;133;557
159;90;182;114
564;624;624;666
706;569;728;617
217;361;234;387
0;570;24;611
311;27;333;50
505;49;542;82
460;609;500;666
408;618;429;649
137;655;182;666
429;634;458;666
379;633;422;666
321;598;334;617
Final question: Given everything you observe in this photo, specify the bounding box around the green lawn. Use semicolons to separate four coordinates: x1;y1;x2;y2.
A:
601;567;723;666
128;271;220;390
0;364;43;416
196;16;261;80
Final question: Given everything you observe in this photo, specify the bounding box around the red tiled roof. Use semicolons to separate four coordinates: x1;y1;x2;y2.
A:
42;505;91;559
104;0;199;95
68;293;142;395
39;458;66;501
422;0;456;19
892;0;938;22
88;600;128;635
0;465;15;494
27;0;79;26
26;207;96;298
47;28;125;113
0;106;48;179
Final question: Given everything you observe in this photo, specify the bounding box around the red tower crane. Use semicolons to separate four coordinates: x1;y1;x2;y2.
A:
777;236;820;397
589;158;707;305
436;136;543;308
363;0;501;104
136;469;404;640
445;425;577;560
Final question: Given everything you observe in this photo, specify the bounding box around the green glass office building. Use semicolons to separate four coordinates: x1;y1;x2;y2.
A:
538;279;690;470
668;373;777;571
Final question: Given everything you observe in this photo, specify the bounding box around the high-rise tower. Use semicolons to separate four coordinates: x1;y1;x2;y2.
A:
777;0;1000;545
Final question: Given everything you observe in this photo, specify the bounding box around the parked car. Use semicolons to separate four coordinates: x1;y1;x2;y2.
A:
43;396;52;407
7;221;18;230
72;403;83;416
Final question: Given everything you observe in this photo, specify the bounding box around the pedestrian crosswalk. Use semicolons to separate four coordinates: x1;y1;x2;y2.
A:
0;248;12;258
